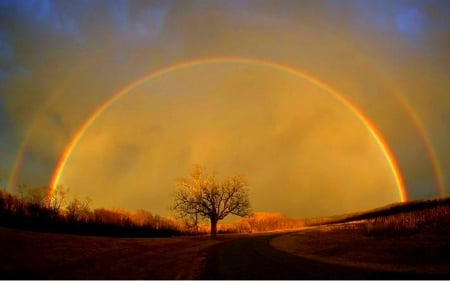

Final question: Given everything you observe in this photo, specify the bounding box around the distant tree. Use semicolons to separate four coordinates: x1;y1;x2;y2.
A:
18;185;49;219
172;165;251;238
25;186;47;206
132;209;155;227
48;185;69;217
15;184;47;206
16;184;28;200
66;196;92;222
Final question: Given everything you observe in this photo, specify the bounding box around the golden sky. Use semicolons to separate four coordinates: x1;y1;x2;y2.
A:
0;1;448;218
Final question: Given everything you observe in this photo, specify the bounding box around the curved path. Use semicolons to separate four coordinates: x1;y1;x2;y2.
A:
197;233;446;279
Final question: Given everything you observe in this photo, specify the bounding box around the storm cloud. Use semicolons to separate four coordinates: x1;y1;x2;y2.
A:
0;0;448;218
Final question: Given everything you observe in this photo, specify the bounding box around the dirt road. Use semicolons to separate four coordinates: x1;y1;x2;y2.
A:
2;226;449;279
197;233;447;279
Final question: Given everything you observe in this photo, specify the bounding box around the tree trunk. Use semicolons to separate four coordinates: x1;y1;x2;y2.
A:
210;219;218;238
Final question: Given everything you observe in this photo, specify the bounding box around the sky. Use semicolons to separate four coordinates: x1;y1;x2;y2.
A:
0;0;449;218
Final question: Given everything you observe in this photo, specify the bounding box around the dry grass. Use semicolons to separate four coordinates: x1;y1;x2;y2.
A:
364;205;450;236
271;205;450;276
235;200;450;276
0;226;241;279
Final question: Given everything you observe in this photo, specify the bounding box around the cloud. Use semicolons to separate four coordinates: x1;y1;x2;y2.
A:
0;0;448;217
109;0;172;40
58;64;401;217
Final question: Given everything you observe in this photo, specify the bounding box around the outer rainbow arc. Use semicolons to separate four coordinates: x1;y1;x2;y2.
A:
362;58;445;197
8;132;30;191
8;89;62;191
46;57;407;206
394;96;445;197
9;45;127;192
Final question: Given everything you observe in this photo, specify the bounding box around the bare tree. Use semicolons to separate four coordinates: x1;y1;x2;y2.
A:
66;196;92;222
16;184;28;201
173;165;251;238
48;185;69;217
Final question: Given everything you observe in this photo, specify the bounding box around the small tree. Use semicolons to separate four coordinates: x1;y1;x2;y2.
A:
66;196;92;223
173;165;251;238
48;185;69;218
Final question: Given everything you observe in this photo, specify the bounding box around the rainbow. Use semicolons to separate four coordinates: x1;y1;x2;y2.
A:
377;77;445;197
7;50;113;193
8;99;54;191
361;57;445;198
395;97;445;197
8;135;29;191
46;57;408;205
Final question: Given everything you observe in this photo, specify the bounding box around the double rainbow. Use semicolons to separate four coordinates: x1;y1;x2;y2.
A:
44;57;409;205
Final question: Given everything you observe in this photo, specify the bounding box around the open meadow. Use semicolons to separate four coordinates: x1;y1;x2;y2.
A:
0;226;238;279
3;200;450;279
272;223;450;276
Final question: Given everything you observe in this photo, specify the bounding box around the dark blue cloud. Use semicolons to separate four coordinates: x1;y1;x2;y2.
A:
321;0;450;49
0;98;10;136
395;7;424;39
0;30;14;80
0;0;91;37
0;30;12;59
108;0;172;40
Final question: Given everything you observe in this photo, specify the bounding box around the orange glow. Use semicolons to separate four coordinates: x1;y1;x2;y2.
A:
361;58;445;198
396;96;445;197
47;57;407;207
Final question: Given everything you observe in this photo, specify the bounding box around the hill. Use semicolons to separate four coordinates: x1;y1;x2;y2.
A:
305;197;450;227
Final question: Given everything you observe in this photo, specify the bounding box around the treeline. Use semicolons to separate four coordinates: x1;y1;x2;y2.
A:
0;185;311;237
184;212;303;234
0;186;181;237
234;212;304;233
174;212;306;234
303;197;450;227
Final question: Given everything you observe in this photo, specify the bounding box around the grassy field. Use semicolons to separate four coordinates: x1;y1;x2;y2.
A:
2;197;449;278
0;226;240;279
272;202;450;276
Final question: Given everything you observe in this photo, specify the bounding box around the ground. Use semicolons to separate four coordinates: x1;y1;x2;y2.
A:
271;223;450;276
0;227;232;279
1;224;449;279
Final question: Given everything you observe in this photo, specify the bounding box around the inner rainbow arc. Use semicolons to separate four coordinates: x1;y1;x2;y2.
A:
360;57;445;198
46;57;407;206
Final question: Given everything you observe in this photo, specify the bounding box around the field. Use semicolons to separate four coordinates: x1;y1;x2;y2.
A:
272;223;450;276
0;226;239;279
2;198;450;279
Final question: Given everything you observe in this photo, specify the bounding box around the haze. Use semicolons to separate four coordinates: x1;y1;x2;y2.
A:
0;1;448;218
